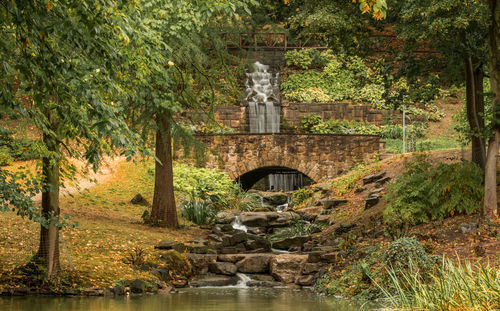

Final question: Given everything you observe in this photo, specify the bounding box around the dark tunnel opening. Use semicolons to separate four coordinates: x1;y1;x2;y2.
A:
236;166;314;191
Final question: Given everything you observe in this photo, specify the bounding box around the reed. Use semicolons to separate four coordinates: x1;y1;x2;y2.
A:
379;258;500;310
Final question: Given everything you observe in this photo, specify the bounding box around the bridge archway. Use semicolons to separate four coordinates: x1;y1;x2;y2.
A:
236;166;315;191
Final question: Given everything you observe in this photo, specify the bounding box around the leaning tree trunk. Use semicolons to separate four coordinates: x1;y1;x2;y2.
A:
34;116;61;276
151;116;178;228
485;0;500;219
465;57;486;170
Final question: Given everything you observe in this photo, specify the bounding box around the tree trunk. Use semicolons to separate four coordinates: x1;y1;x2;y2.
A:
151;116;178;228
464;57;486;170
34;115;61;276
485;0;500;219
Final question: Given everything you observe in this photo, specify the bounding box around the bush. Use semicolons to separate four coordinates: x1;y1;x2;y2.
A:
384;154;483;227
383;237;434;270
290;188;314;206
299;114;383;135
286;87;331;103
0;146;13;166
285;49;329;69
180;197;217;225
148;163;236;209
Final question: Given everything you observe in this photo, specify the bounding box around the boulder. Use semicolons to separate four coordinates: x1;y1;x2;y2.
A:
219;244;246;254
363;172;386;185
130;194;149;206
190;275;239;287
375;176;391;187
247;227;267;235
365;195;380;209
302;263;325;275
216;211;236;224
245;236;271;251
315;214;331;225
295;207;322;221
221;232;247;247
334;224;356;236
270;254;308;284
217;254;246;263
296;274;317;286
129;279;147;294
460;223;479;234
262;192;289;206
208;262;238;276
322;199;348;210
240;213;271;227
236;254;272;273
271;235;310;250
321;251;347;264
186;254;217;275
154;240;184;250
306;251;324;263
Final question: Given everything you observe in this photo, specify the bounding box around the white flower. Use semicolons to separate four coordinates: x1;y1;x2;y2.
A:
168;61;175;67
96;68;100;73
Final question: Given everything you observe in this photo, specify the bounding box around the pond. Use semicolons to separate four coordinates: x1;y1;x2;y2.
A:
0;288;372;311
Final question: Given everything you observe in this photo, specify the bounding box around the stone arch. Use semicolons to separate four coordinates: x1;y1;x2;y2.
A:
235;166;316;191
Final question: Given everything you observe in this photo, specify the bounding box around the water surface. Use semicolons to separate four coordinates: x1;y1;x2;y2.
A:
0;288;368;311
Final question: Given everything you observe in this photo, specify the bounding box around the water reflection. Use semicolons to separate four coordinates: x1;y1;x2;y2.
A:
0;288;366;311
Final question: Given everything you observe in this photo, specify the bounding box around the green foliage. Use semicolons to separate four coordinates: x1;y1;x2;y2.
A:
0;147;13;166
384;155;484;227
285;49;330;70
299;114;382;135
382;259;500;310
195;121;235;134
286;87;332;103
147;162;236;209
180;197;218;225
383;137;462;154
383;237;435;270
453;80;494;145
290;188;314;206
269;218;321;242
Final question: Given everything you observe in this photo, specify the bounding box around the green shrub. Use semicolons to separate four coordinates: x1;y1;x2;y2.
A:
299;114;383;135
286;87;331;103
285;49;329;69
384;154;483;227
380;122;427;139
290;188;314;206
148;163;236;209
383;237;434;270
0;146;13;166
180;198;217;225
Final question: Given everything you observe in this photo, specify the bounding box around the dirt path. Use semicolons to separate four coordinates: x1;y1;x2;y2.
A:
32;156;126;202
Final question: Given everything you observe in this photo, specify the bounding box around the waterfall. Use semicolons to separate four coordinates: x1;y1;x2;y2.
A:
231;216;248;232
246;61;304;192
245;61;281;134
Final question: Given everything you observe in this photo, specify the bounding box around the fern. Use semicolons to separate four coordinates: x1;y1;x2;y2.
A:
384;154;483;227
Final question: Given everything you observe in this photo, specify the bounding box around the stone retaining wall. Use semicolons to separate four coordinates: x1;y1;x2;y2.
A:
213;102;401;132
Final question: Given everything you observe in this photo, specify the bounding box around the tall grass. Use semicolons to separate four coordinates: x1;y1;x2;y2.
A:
379;258;500;310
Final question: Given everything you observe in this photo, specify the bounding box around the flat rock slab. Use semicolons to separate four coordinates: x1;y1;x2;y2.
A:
190;275;239;287
363;172;386;185
208;262;237;276
236;254;273;273
271;235;311;250
270;254;308;284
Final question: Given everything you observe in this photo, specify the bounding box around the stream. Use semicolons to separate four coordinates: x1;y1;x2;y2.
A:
0;288;370;311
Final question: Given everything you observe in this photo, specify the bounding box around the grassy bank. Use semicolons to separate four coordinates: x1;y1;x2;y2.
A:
381;259;500;310
0;160;205;290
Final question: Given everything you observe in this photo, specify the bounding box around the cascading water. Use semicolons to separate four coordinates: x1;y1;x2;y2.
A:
231;216;248;232
245;61;281;134
245;61;304;192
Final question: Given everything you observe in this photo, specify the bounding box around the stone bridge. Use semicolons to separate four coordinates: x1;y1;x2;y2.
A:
180;134;381;190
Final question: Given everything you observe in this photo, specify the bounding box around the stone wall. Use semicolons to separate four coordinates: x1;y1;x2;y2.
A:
179;133;381;188
213;103;400;132
281;102;400;127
